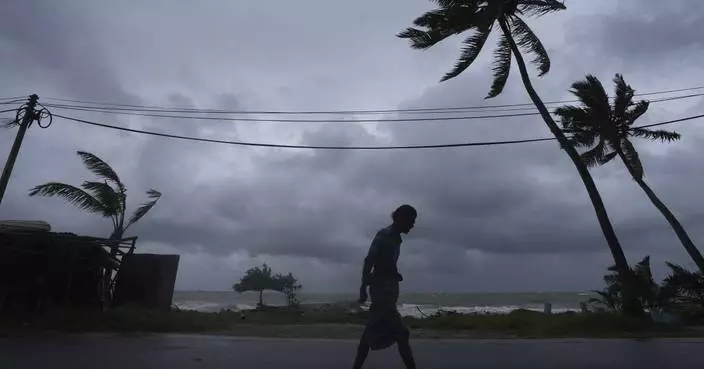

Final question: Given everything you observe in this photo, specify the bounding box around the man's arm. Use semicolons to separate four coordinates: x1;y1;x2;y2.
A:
358;234;381;303
361;233;382;286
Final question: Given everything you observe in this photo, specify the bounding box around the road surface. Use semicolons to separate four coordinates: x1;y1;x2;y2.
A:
1;334;703;368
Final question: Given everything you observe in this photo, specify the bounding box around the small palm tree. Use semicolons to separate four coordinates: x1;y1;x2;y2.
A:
399;0;638;313
590;256;659;312
661;262;704;307
29;151;161;241
555;74;704;274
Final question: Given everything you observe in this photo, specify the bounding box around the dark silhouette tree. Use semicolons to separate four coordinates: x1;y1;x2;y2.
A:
555;74;704;274
661;262;704;308
399;0;638;314
28;151;161;241
589;256;659;312
274;272;302;307
233;264;279;307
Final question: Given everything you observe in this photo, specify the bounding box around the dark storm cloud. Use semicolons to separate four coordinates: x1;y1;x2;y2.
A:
2;0;704;291
0;0;140;104
567;0;703;64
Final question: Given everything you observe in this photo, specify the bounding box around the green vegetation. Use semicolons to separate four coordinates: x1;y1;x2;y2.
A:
399;0;638;314
233;264;302;307
2;306;702;339
28;151;161;241
589;256;704;323
555;74;704;274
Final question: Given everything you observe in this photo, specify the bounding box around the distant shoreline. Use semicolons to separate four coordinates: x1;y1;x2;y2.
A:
173;290;593;317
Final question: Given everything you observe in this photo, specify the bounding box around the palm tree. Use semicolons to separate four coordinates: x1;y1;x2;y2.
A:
555;74;704;274
589;256;660;312
399;0;638;313
661;262;704;308
29;151;161;241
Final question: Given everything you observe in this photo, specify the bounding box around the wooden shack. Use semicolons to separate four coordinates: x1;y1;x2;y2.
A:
0;221;137;313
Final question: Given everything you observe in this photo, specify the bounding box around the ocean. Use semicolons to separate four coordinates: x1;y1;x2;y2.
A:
173;291;594;317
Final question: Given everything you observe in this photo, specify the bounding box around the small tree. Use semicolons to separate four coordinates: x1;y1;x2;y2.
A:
233;264;279;307
28;151;161;241
590;256;669;312
275;272;302;307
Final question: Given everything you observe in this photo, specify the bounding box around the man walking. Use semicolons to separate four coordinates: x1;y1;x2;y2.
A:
353;204;417;369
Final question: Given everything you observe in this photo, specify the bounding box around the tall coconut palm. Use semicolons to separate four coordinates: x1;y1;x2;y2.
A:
29;151;161;241
555;74;704;274
399;0;638;312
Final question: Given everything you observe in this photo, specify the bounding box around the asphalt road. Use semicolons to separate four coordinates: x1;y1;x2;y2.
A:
1;334;704;369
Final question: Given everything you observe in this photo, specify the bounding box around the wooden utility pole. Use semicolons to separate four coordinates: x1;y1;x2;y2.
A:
0;94;39;206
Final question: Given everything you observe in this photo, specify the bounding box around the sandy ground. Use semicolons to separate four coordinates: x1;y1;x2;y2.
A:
1;333;704;369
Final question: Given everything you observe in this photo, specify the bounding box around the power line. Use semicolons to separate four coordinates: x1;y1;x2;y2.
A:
44;90;704;116
40;85;704;115
52;112;704;150
0;96;28;101
46;106;541;123
53;114;556;149
0;100;25;106
41;92;704;124
44;102;544;115
633;113;704;129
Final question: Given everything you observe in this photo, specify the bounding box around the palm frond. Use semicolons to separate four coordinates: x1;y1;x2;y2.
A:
510;16;550;76
430;0;464;7
81;181;122;216
620;139;644;180
580;140;609;167
612;74;635;123
630;128;681;142
397;27;454;50
413;3;478;28
625;101;650;125
125;189;162;229
29;182;108;214
555;105;592;132
634;256;652;280
400;4;480;50
570;129;598;148
76;151;124;192
598;151;618;165
663;262;704;305
441;28;492;81
517;0;567;17
569;75;610;121
413;9;450;28
486;33;512;98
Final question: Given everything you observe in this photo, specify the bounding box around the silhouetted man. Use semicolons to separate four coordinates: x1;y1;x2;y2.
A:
353;204;417;369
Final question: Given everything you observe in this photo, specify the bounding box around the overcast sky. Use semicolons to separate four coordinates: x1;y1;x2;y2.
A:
1;0;703;293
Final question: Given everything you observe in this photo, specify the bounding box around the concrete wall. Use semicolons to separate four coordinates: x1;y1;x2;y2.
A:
113;254;180;310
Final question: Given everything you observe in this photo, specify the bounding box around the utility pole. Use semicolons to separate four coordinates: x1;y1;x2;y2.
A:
0;94;40;206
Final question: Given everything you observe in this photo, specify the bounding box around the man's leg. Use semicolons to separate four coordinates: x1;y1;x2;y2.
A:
397;331;416;369
352;334;370;369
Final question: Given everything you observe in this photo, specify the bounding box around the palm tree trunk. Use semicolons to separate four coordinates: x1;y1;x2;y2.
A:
498;18;640;315
616;152;704;274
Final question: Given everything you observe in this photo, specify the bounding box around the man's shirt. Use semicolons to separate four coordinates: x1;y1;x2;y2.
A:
363;226;402;284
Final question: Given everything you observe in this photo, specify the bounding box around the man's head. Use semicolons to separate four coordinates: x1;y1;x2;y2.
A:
392;204;417;234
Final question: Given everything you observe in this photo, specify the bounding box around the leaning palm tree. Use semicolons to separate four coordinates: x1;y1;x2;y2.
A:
555;74;704;274
29;151;161;241
399;0;638;313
